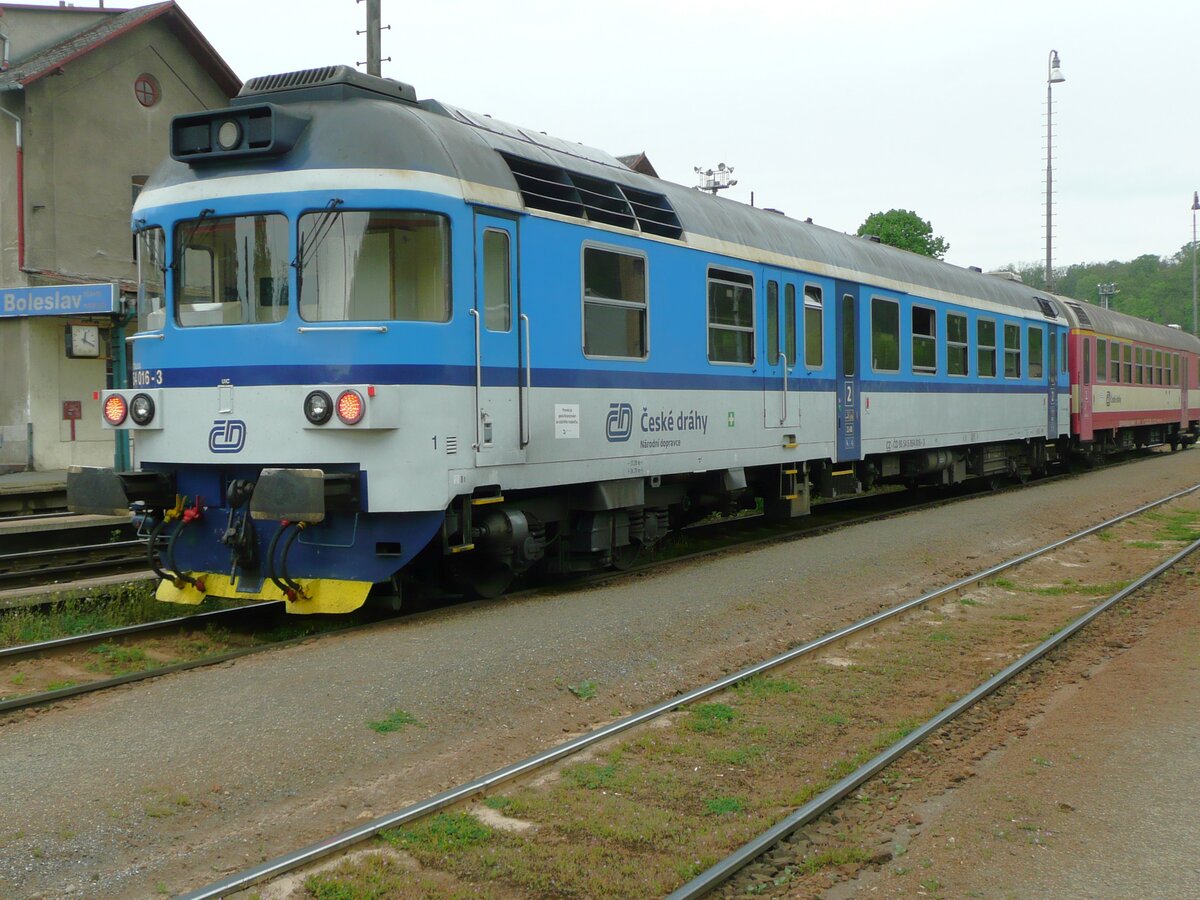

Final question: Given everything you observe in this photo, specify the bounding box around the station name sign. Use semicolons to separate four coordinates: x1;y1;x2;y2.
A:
1;283;116;318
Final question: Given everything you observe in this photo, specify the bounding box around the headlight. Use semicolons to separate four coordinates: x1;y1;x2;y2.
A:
304;390;333;425
129;393;156;426
103;394;128;426
336;389;364;425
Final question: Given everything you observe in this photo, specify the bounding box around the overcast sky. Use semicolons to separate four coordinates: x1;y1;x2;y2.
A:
141;1;1200;272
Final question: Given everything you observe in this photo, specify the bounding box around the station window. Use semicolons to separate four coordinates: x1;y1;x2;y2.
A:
784;284;797;367
1110;341;1121;383
871;297;900;372
135;226;166;333
177;213;290;326
1123;344;1133;383
912;306;936;374
1028;326;1044;379
707;268;754;364
804;284;823;368
582;246;647;358
767;280;780;364
483;230;511;332
299;210;450;324
977;319;997;378
1003;323;1021;378
947;313;968;376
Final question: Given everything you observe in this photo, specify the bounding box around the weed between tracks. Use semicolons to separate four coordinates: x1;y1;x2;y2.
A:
303;502;1199;898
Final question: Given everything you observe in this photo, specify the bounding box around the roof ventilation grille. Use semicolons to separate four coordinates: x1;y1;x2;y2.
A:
500;154;683;239
1066;301;1091;327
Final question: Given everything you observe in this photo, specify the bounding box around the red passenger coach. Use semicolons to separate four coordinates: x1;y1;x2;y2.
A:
1061;299;1200;454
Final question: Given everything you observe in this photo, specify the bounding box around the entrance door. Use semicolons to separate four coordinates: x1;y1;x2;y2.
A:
1047;325;1059;438
1078;334;1093;440
1182;356;1190;430
763;271;800;428
834;281;861;463
473;212;524;466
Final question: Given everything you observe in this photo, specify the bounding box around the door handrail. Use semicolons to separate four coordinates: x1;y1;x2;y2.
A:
520;313;532;447
779;351;789;425
469;308;482;451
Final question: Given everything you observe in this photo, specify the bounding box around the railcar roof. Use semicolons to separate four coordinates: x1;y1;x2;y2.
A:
141;67;1200;353
1054;297;1200;353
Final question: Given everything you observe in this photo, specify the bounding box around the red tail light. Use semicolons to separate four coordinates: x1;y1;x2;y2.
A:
336;390;364;425
103;394;128;425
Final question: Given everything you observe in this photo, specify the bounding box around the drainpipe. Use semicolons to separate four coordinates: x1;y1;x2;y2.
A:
0;105;24;270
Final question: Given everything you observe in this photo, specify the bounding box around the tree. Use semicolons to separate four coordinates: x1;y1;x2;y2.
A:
857;209;949;260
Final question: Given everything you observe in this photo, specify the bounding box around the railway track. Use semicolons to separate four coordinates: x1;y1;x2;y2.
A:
0;538;147;590
0;455;1171;718
178;483;1200;899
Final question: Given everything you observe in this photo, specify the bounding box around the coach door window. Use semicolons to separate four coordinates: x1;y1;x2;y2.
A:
841;294;856;377
784;284;797;367
299;210;450;323
1096;338;1107;382
1028;326;1044;380
483;229;511;331
136;226;166;332
707;268;754;364
176;213;289;326
1061;334;1068;374
1082;337;1090;385
804;285;824;368
767;280;780;364
1003;324;1021;378
947;313;968;376
977;319;996;377
1174;354;1181;386
871;297;899;372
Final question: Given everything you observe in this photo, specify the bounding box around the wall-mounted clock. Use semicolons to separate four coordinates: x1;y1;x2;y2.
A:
67;324;101;359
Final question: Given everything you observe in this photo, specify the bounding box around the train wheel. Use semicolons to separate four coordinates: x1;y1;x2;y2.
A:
459;561;512;600
610;543;639;571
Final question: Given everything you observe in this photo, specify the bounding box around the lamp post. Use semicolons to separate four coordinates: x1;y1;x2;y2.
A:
1045;50;1066;290
1192;190;1199;336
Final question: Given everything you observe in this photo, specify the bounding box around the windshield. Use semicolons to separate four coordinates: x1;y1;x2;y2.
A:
175;213;290;326
136;226;166;332
298;210;450;322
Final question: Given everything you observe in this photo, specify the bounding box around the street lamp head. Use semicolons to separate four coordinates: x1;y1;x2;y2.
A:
1048;50;1065;84
1192;190;1199;212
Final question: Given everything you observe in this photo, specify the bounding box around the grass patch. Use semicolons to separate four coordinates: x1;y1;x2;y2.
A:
926;630;953;643
687;702;737;733
735;675;802;698
568;679;598;700
704;796;744;815
1129;540;1163;549
563;761;619;790
1154;510;1200;542
367;709;422;734
381;812;492;854
87;642;150;675
707;745;763;765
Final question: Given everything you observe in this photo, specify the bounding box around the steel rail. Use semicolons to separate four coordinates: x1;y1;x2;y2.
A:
0;539;142;564
668;535;1200;899
178;482;1200;900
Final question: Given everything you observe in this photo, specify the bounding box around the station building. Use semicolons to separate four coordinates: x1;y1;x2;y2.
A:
0;1;238;473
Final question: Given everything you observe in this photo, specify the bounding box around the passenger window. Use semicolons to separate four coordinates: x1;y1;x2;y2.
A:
1123;344;1133;383
947;313;968;376
1135;347;1143;385
767;280;780;365
1028;326;1044;379
1096;337;1107;382
784;284;797;367
483;229;511;332
583;246;647;358
1110;341;1121;383
912;307;936;374
1004;323;1021;378
299;210;449;323
977;319;997;378
804;285;823;368
1155;350;1163;385
707;268;754;364
871;297;900;372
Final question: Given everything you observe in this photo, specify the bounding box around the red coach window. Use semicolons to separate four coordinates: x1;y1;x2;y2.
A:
134;74;161;108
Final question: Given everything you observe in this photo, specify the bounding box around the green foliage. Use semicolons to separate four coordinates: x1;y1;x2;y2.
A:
998;244;1200;329
367;709;422;734
857;209;949;259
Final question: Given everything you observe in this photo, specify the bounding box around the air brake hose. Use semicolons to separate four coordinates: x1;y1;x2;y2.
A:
165;509;205;592
266;520;295;597
278;521;309;599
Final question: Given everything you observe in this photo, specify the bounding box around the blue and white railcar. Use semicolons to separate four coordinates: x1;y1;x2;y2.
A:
69;66;1075;612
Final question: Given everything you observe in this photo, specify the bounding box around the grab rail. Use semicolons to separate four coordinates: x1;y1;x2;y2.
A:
469;308;482;450
520;313;531;448
779;351;789;425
